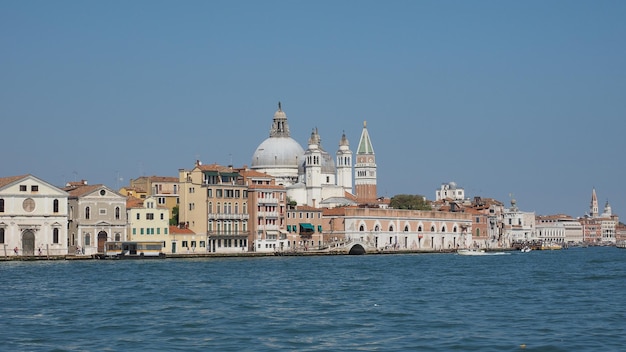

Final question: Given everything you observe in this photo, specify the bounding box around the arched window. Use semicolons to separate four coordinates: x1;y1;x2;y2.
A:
453;226;457;233
431;226;435;232
115;207;120;220
404;225;409;232
85;207;91;219
359;225;365;232
388;225;394;232
375;225;380;231
441;226;446;232
53;199;59;213
418;225;422;232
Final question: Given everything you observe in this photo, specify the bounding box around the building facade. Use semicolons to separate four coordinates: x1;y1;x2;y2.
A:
0;175;69;256
127;196;170;252
65;181;127;255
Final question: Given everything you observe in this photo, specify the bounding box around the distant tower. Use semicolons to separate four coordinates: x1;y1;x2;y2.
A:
304;128;323;206
590;188;599;218
354;121;377;203
336;132;353;194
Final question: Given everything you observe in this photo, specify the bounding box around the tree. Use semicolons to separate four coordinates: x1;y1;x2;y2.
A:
169;205;179;226
390;194;431;210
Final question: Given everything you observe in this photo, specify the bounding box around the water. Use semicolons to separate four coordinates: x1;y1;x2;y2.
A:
1;247;625;351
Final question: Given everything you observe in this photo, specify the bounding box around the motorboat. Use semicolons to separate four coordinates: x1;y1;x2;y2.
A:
520;246;532;253
457;249;510;256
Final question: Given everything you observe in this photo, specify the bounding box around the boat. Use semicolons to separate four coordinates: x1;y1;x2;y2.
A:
457;249;509;256
102;241;166;259
540;243;563;250
520;246;532;253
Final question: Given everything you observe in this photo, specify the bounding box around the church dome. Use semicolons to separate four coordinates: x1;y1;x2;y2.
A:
251;103;304;177
252;137;304;169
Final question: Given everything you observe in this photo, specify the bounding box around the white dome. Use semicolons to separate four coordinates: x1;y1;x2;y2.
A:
252;137;304;169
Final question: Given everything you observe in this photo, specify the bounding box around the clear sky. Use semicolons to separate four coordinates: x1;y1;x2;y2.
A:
2;1;625;218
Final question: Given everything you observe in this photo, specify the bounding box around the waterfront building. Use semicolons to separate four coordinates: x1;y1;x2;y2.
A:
501;197;536;246
537;214;583;244
125;176;180;224
178;162;250;253
64;180;127;255
126;196;170;253
285;205;325;251
0;175;69;256
239;168;286;252
535;214;584;244
323;207;473;251
168;225;196;253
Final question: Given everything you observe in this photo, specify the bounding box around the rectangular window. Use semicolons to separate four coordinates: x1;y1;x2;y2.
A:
20;185;27;191
133;228;136;235
140;228;144;235
99;209;106;215
160;213;164;220
136;213;140;220
31;185;39;192
165;228;168;235
147;213;154;220
182;241;188;248
0;199;4;212
476;217;480;223
216;189;223;198
0;228;5;243
207;189;213;198
157;228;160;235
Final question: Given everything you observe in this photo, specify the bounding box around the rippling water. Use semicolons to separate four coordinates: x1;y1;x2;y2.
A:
1;247;625;351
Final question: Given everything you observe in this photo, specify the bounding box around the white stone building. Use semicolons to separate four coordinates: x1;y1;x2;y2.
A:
0;174;69;256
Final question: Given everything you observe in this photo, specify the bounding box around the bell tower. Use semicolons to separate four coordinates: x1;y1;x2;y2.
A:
354;121;377;203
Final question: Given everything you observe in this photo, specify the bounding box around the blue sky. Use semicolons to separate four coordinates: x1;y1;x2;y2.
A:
2;1;625;217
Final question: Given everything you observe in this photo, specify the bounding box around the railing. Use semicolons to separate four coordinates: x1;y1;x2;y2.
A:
257;197;278;204
208;213;250;220
257;211;278;218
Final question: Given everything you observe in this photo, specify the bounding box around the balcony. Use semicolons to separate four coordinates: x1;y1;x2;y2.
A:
208;213;250;220
257;197;278;204
258;224;279;231
257;211;278;218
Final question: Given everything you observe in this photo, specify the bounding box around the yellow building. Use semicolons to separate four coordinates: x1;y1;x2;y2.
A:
126;196;171;253
123;176;180;224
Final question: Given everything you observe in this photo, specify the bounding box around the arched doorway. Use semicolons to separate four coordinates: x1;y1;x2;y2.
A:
22;230;35;255
348;244;366;255
97;231;108;253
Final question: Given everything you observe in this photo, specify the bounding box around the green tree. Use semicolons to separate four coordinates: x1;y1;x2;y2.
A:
169;205;179;226
390;194;431;210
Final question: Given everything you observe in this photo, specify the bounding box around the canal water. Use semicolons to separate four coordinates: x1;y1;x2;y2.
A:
1;247;625;351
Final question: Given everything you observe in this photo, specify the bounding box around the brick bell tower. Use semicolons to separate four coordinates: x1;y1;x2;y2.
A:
354;121;377;203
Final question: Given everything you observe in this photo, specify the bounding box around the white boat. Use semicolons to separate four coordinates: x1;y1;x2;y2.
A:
520;246;532;253
457;249;509;256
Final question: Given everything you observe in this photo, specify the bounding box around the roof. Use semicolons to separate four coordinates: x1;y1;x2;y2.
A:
169;225;195;235
0;174;30;188
126;196;144;208
64;184;104;197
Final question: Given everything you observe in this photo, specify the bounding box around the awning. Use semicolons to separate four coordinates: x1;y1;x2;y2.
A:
299;223;315;231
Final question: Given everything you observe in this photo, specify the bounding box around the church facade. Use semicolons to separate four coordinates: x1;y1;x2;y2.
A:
251;103;377;208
